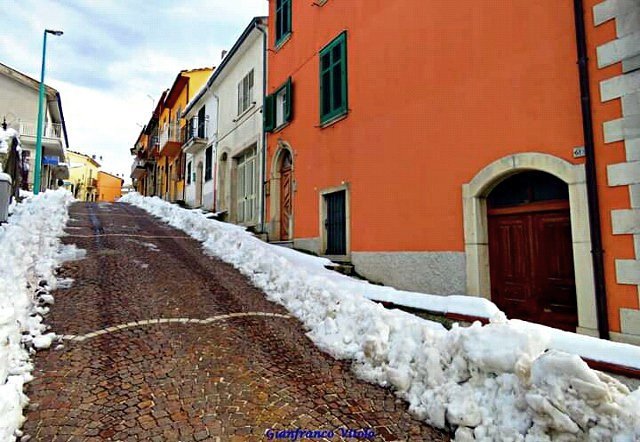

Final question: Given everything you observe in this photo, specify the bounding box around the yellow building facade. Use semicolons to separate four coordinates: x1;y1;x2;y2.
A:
97;171;123;202
156;68;213;202
67;150;101;201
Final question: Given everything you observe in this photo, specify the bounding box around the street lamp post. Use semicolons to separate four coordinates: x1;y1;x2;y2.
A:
33;29;63;195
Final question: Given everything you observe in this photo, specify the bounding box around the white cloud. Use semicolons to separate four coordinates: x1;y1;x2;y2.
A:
0;0;268;183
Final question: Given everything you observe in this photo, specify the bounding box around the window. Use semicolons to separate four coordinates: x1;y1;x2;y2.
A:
319;32;348;125
197;105;206;138
186;161;192;185
205;146;213;181
275;0;292;46
264;77;293;132
236;148;257;224
237;69;254;115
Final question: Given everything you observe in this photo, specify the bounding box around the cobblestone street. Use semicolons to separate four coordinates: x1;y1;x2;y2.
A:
23;202;448;441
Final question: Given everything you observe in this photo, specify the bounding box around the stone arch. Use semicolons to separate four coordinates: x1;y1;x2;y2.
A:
462;152;598;336
269;141;295;241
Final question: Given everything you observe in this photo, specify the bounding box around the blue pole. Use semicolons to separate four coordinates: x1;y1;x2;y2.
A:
33;31;48;195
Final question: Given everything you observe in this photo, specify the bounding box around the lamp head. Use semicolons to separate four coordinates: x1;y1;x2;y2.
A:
45;29;64;36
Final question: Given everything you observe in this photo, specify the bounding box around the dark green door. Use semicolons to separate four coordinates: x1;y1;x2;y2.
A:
324;190;346;255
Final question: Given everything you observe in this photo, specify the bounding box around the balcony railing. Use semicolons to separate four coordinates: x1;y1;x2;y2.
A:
182;116;208;144
159;123;182;147
131;158;145;173
131;158;147;179
19;121;63;140
86;178;97;188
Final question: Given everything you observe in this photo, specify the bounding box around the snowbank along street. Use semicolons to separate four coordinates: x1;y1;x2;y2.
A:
22;199;447;441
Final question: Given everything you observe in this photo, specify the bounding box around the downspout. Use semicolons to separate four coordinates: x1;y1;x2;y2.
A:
56;92;70;150
573;0;609;339
255;20;268;235
183;79;189;202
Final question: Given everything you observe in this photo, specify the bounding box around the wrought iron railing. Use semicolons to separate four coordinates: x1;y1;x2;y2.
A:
18;121;63;139
182;116;208;144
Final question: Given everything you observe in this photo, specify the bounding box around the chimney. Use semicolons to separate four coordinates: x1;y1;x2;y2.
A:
221;50;228;60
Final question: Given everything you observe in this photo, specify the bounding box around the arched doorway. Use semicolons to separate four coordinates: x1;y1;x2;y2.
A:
279;150;293;240
463;153;599;336
195;162;203;207
487;171;577;330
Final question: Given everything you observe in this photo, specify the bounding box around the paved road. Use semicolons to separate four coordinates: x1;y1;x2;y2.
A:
23;202;449;441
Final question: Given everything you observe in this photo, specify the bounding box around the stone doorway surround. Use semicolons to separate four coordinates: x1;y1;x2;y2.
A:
268;141;295;241
462;152;599;337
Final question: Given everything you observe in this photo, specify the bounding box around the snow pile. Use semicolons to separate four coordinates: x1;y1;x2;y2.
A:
0;189;80;440
121;193;640;441
0;127;20;156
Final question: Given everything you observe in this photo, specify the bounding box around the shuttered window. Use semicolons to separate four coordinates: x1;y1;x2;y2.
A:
264;77;293;132
319;32;348;125
275;0;292;46
236;149;257;224
237;70;254;116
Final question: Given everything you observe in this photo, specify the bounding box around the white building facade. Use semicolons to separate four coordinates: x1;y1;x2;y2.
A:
183;93;218;210
183;17;267;230
0;62;69;191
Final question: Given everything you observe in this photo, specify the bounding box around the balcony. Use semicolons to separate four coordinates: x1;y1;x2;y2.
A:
182;116;209;154
130;158;147;180
86;178;97;189
18;120;65;158
158;122;182;157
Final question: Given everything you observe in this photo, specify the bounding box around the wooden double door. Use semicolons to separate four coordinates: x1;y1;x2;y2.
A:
279;153;293;240
488;201;577;331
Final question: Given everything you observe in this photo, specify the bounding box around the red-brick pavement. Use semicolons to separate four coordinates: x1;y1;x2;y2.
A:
22;202;449;441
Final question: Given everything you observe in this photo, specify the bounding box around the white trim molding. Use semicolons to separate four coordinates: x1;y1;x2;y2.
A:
318;183;351;259
462;152;598;336
268;140;295;241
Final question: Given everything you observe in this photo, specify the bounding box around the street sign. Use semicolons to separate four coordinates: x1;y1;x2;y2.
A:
43;156;59;166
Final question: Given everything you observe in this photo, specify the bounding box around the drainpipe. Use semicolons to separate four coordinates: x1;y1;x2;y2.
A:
183;80;190;202
255;19;268;235
573;0;609;340
56;92;70;150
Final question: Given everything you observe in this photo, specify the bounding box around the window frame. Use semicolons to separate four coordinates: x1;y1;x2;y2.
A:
275;0;292;47
204;146;213;182
319;31;348;125
237;69;255;116
274;77;292;130
264;77;293;133
235;148;257;224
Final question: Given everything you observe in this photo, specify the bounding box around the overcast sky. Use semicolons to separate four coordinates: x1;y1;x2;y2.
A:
0;0;267;182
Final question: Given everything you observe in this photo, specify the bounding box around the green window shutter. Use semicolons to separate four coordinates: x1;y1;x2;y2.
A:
275;0;292;46
284;77;293;123
319;32;348;125
264;93;275;132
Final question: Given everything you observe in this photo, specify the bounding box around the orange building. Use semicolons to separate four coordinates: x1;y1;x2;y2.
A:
97;171;123;202
264;0;640;342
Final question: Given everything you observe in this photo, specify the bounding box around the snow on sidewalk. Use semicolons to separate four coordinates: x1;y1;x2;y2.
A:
0;189;82;440
121;193;640;441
